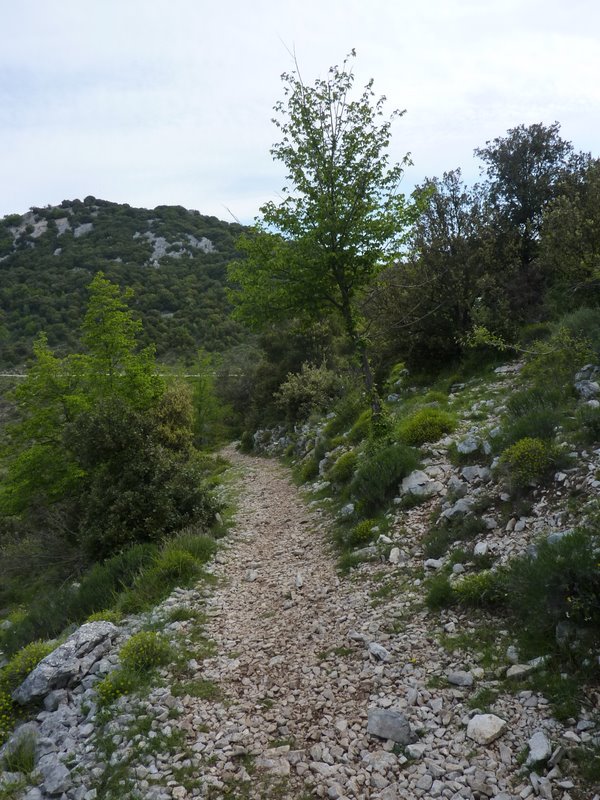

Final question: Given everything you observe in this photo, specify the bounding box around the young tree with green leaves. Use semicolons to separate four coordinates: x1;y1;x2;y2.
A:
0;274;216;560
228;51;414;414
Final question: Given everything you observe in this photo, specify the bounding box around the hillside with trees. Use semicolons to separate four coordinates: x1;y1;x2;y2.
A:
0;198;247;368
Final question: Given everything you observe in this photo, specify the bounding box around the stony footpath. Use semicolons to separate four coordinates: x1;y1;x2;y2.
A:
1;440;599;799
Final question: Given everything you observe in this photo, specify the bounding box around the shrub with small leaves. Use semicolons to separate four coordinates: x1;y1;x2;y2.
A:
86;610;122;624
239;431;254;453
95;669;137;706
274;361;343;421
0;689;14;745
2;729;36;773
453;571;506;608
0;640;54;694
164;531;217;564
348;519;379;548
298;456;319;483
397;407;455;447
119;631;172;672
425;574;456;609
502;386;563;444
348;410;370;444
119;549;202;612
351;443;418;512
327;451;357;485
497;437;557;487
576;403;600;443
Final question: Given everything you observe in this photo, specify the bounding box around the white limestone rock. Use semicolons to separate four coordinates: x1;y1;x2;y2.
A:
466;713;508;745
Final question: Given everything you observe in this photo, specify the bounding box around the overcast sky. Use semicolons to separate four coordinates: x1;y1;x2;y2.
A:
1;0;599;223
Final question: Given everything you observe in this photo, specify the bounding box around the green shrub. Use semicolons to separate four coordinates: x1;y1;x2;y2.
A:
0;589;70;656
86;610;122;624
348;410;371;444
576;403;600;443
323;391;365;439
397;407;455;446
298;456;319;483
502;386;564;445
95;669;137;706
523;327;592;387
118;549;201;613
453;571;506;608
423;390;449;404
423;515;486;558
239;430;254;453
503;528;600;647
348;519;379;548
163;531;217;564
0;640;54;694
559;307;600;356
351;444;418;512
76;543;159;617
79;445;218;561
337;550;374;573
497;437;557;488
327;451;357;485
0;544;158;655
0;689;14;745
171;678;222;700
2;729;36;773
518;322;553;345
274;362;343;421
425;574;456;609
119;631;172;672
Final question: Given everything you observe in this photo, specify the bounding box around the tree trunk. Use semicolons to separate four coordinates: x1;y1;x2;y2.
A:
340;295;381;418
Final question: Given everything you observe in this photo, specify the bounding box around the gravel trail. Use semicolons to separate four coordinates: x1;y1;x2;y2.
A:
180;447;585;800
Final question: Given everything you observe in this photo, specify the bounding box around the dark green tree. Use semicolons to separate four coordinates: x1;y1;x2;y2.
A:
475;122;575;268
228;51;413;412
539;156;600;308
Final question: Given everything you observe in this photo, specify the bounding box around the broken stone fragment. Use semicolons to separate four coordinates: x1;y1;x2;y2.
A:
466;713;508;745
526;730;552;765
368;642;391;662
367;708;416;745
447;670;474;687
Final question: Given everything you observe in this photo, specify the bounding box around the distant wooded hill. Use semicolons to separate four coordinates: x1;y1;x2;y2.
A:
0;196;248;367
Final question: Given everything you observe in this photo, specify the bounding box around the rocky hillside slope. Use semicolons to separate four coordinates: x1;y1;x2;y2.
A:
0;198;247;367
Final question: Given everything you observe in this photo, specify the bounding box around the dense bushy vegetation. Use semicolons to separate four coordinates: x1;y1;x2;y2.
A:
0;275;220;657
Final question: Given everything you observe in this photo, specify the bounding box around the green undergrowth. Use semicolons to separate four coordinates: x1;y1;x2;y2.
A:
96;631;173;706
426;523;600;721
0;527;219;654
91;702;192;799
0;640;55;745
423;513;486;558
90;603;220;796
396;407;456;446
350;442;418;514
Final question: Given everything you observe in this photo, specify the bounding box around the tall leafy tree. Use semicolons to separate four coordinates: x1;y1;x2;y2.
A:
539;156;600;308
367;170;481;367
228;51;413;411
475;122;575;268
